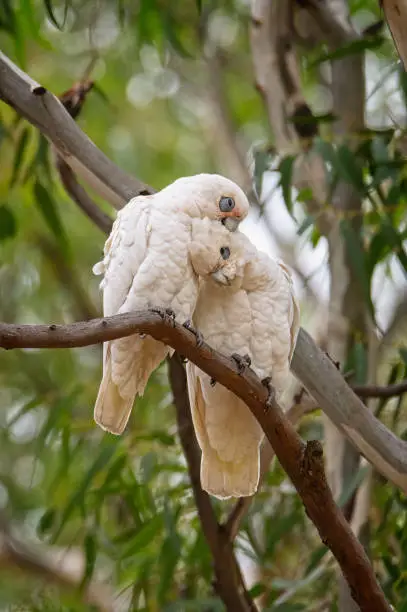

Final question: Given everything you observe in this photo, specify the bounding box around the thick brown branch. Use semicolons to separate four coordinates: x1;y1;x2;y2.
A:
168;355;256;612
0;51;153;208
0;315;396;609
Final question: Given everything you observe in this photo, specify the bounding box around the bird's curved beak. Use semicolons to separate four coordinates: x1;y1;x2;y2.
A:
221;217;240;232
210;269;231;286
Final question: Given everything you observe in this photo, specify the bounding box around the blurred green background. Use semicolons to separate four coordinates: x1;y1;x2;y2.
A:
0;0;407;610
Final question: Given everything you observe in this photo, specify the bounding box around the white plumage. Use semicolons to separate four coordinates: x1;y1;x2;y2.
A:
187;227;300;499
92;174;250;435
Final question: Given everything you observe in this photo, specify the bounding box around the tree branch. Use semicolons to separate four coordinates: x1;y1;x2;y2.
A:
55;157;113;234
0;51;153;208
0;314;398;609
353;380;407;399
1;316;406;494
381;0;407;70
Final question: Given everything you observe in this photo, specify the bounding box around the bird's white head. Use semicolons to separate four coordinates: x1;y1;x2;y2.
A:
161;173;250;232
189;219;252;287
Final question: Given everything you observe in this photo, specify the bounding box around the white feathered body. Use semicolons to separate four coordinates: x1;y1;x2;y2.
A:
93;174;250;435
94;200;199;434
187;231;300;499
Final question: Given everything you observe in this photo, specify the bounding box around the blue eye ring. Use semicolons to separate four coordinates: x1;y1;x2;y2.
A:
219;196;235;212
220;246;230;260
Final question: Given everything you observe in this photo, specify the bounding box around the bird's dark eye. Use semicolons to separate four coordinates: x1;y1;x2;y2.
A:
220;246;230;260
219;196;235;213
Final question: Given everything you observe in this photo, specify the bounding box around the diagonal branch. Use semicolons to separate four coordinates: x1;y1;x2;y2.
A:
381;0;407;70
0;315;391;610
55;157;113;234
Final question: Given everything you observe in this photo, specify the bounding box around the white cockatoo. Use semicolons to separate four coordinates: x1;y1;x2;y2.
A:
186;226;300;499
92;174;250;435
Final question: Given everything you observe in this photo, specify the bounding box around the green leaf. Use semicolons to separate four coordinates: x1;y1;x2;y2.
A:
248;583;266;599
278;155;296;216
140;451;157;483
297;214;315;236
379;216;407;276
81;532;97;586
335;145;365;193
162;10;192;57
310;225;321;248
10;127;30;187
340;219;374;317
253;149;269;198
399;65;407;111
0;206;17;240
53;441;118;541
121;514;163;558
296;187;314;203
311;36;385;66
33;181;68;249
43;0;68;30
352;341;368;384
37;508;57;536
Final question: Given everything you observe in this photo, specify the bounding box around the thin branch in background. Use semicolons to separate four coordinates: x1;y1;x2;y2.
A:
55;157;113;234
0;518;114;612
168;355;257;612
353;380;407;399
0;314;396;610
55;76;115;233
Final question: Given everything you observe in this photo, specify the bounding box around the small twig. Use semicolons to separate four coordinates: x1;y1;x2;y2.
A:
352;380;407;399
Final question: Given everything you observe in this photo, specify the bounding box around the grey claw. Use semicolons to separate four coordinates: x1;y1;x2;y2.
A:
182;320;204;347
151;307;176;326
261;376;275;413
210;377;217;387
231;353;251;374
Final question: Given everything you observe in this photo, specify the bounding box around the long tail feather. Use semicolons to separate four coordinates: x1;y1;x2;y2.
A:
93;355;134;435
200;446;260;500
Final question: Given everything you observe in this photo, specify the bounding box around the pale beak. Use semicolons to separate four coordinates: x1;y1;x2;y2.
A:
222;217;240;232
210;269;231;286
